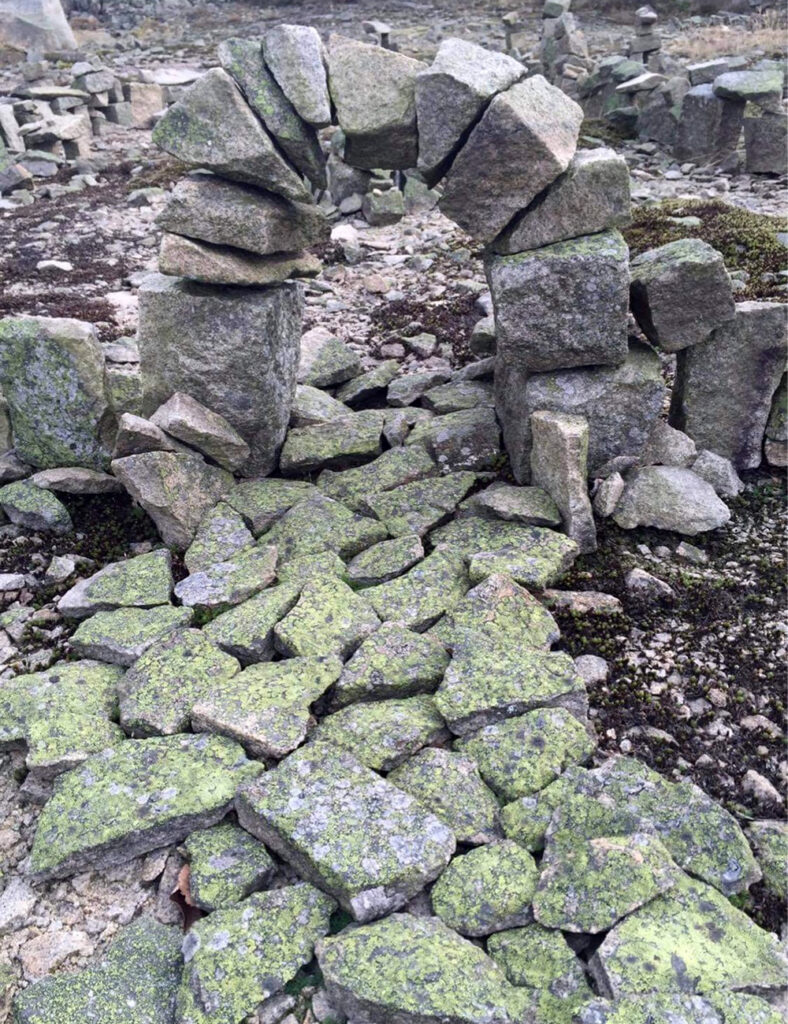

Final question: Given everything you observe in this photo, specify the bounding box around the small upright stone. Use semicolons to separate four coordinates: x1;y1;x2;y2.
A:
263;24;332;127
150;392;250;472
530;411;596;554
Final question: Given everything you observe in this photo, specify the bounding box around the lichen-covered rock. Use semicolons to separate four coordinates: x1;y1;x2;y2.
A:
362;188;405;226
630;239;735;353
613;466;731;535
112;412;185;460
530;410;596;554
202;581;301;665
467;482;561;526
329;622;448;709
263;24;332;127
183;823;276;911
712;68;783;108
318;444;436;514
152;68;311;201
118;629;241;737
279;410;384;474
291;384;350;427
236;744;455;921
456;708;595;802
150;392;250;472
327;34;426;168
224;477;315;536
588;872;788;999
365;548;469;630
69;605;193;666
690;449;744;498
177;883;335;1024
0;481;72;534
13;918;182;1024
387;370;453;408
158;234;321;287
111;452;233;551
346;534;425;586
534;832;680;933
29;467;122;494
747;820;788;901
314;695;447;772
435;643;586;736
30;733;263;880
432;841;538;937
174;544;277;612
366;472;477;537
487;924;592;1015
274;576;380;659
405;406;501;472
58;549;173;619
0;316;112;471
577;992;784;1024
335;360;400;406
191;655;342;758
298;327;361;388
184;502;255;574
317;913;528;1023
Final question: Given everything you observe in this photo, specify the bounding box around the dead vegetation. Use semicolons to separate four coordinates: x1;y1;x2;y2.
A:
665;10;787;61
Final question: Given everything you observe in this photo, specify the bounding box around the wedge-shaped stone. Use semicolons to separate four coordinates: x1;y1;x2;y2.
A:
191;655;342;758
263;24;332;127
346;534;424;586
388;748;501;845
70;605;193;666
150;391;250;472
589;872;788;999
29;466;122;494
224;478;315;536
365;548;469;630
279;410;384;474
366;471;477;537
274;576;380;658
456;708;594;802
329;622;448;709
152;68;311;202
184;502;255;573
58;548;173;619
263;492;387;562
318;444;436;513
30;733;263;880
327;34;426;168
118;629;241;737
159;233;321;287
613;466;731;535
317;914;528;1023
440;75;583;243
432;841;538;937
203;581;301;665
183;822;276;911
313;695;447;772
416;38;524;184
487;924;592;1014
112;412;185;459
236;745;456;921
0;481;72;534
174;544;277;612
13;918;182;1024
156;174;329;256
177;883;335;1024
406;406;501;472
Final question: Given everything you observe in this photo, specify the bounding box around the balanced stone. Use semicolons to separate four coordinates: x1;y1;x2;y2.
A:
263;491;386;562
156;174;329;256
150;392;250;472
345;534;425;586
183;822;276;911
487;230;629;374
530;410;596;554
493;147;631;253
58;548;172;619
416;38;524;183
630;239;735;352
712;68;783;110
0;481;72;534
279;411;383;474
137;275;303;477
274;576;380;658
30;733;263;880
318;444;436;514
613;466;731;535
159;233;321;288
203;582;301;664
184;502;255;574
440;75;583;243
152;68;311;202
236;744;455;921
365;548;469;630
70;605;193;666
263;24;332;127
174;545;277;612
327;34;426;168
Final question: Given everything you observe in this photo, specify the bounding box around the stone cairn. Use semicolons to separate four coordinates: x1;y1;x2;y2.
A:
628;5;661;64
539;0;593;97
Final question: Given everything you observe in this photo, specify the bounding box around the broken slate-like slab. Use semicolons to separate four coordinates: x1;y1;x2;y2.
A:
365;548;469;630
388;748;501;845
313;695;448;771
150;391;251;472
58;549;173;619
406;406;501;472
203;581;301;665
118;629;241;737
274;577;380;658
263;492;387;564
69;605;193;667
174;545;277;612
329;622;448;709
183;822;276;911
318;444;436;514
177;883;335;1024
30;733;263;880
279;411;384;474
235;744;455;921
366;472;477;537
466;482;561;526
191;655;342;759
184;502;255;574
158;234;321;288
345;534;424;586
431;840;539;937
224;478;315;536
0;481;72;535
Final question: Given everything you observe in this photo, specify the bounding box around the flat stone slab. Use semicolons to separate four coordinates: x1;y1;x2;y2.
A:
318;444;436;514
118;629;241;737
177;883;335;1023
30;733;263;880
184;501;255;574
291;384;351;427
159;233;321;287
487;924;592;1016
274;576;380;658
224;478;315;536
388;748;502;845
421;380;494;414
183;822;276;911
263;492;387;563
174;544;277;612
0;481;72;534
191;655;342;758
69;605;194;666
467;482;561;526
279;411;384;474
236;744;455;921
365;548;470;630
345;534;425;586
29;467;122;494
203;581;301;665
58;549;173;619
366;472;477;537
406;406;501;472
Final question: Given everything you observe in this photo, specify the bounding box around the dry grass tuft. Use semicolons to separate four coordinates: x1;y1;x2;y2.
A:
666;11;787;61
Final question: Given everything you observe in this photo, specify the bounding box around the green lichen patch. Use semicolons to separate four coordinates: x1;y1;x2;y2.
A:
174;543;277;612
589;872;788;999
191;655;342;759
0;481;72;535
435;642;587;736
58;548;173;619
203;580;301;665
345;533;425;586
500;777;572;853
466;483;562;527
316;913;528;1023
421;379;494;414
456;709;595;802
224;478;316;536
534;832;680;934
177;882;335;1024
235;744;455;921
279;410;384;474
274;577;380;659
335;361;400;404
576;992;784;1024
30;733;263;880
118;629;241;737
329;622;449;710
184;501;255;573
748;820;788;901
365;547;470;630
13;917;182;1024
313;694;447;772
488;922;591;995
262;492;387;564
301;335;361;388
183;822;276;911
388;747;501;845
366;471;478;537
431;840;539;937
70;605;194;667
317;444;436;513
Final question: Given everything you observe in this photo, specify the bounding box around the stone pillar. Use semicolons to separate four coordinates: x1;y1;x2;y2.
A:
674;85;744;163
